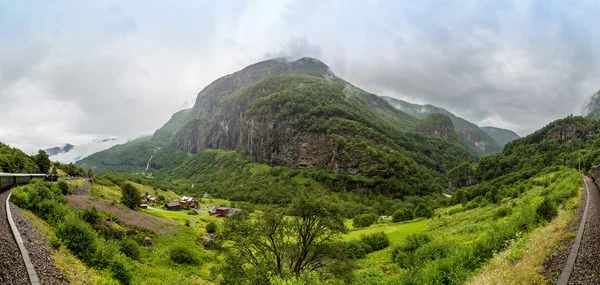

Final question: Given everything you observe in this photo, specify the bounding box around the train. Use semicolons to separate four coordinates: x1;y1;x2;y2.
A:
0;173;59;191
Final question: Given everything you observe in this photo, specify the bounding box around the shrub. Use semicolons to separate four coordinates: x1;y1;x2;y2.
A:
119;238;141;261
352;213;379;228
414;204;434;218
49;235;61;250
81;206;100;225
110;258;132;285
170;247;198;265
360;232;389;253
206;222;217;234
404;233;432;251
392;208;414;222
57;181;70;195
344;240;367;259
537;197;558;222
120;183;141;209
91;242;118;269
493;205;512;219
56;216;98;262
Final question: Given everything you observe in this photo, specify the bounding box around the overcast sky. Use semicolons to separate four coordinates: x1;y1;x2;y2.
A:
2;0;600;154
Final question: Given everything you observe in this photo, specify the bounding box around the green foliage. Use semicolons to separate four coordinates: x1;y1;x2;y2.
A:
359;232;390;253
352;213;379;228
110;258;133;285
393;208;415;222
169;247;198;265
57;181;70;195
536;197;558;222
205;221;217;234
0;142;40;173
76;137;157;174
81;206;100;225
119;238;141;261
34;150;51;174
57;215;98;262
219;194;350;281
120;183;141;209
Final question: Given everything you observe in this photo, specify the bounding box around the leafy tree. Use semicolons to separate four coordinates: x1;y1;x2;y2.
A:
34;150;51;174
392;208;414;222
219;193;350;282
120;183;141;209
205;222;217;234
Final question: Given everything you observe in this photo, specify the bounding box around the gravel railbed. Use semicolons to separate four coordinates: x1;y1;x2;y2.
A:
541;179;585;284
10;202;68;284
568;176;600;284
0;190;30;284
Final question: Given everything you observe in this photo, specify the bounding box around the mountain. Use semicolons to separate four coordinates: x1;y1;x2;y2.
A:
582;89;600;119
78;57;478;197
45;144;74;156
48;138;128;164
480;126;520;147
382;97;510;154
414;113;457;141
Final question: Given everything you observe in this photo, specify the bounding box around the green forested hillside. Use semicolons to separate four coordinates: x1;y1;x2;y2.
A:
76;136;159;174
480;126;520;147
0;142;44;173
383;96;505;155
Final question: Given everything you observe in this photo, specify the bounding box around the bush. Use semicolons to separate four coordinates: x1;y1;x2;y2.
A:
81;206;100;225
352;213;379;228
57;181;70;195
91;242;118;269
110;258;132;285
170;247;198;265
360;232;389;253
119;238;141;261
537;197;558;222
414;204;434;218
56;216;98;262
392;208;414;222
344;240;367;259
404;233;432;251
206;222;217;234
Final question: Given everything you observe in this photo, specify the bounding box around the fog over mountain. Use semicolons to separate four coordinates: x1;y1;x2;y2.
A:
2;1;600;153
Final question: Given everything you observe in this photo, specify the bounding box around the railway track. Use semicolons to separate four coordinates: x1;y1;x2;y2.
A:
559;175;600;285
0;190;31;284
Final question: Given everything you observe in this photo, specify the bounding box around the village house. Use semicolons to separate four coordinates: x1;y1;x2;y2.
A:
165;201;181;211
140;204;148;209
208;206;240;217
180;196;197;208
141;194;159;204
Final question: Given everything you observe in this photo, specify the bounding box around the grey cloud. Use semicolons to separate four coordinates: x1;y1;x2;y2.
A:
265;37;323;60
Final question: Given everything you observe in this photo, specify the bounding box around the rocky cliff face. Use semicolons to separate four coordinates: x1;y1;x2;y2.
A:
167;58;476;177
547;124;596;143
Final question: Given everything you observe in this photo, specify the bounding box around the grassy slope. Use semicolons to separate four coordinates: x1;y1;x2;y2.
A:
467;184;581;284
346;168;580;283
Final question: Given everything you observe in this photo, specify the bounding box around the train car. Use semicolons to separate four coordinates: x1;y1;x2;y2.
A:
0;173;51;191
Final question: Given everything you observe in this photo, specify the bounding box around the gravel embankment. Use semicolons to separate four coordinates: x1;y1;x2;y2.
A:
568;176;600;284
0;190;30;284
10;203;68;284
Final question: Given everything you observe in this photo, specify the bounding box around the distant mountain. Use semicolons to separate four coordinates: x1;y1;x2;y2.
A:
45;144;75;156
582;90;600;119
383;97;504;155
415;113;458;141
480;127;520;148
78;57;479;198
48;138;127;163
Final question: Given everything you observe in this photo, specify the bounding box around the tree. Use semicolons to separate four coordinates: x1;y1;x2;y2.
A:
120;183;141;209
34;150;51;174
352;213;378;228
219;193;350;282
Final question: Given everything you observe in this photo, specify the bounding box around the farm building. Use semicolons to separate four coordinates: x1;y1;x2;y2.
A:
208;206;240;217
140;204;148;209
165;201;181;211
180;196;197;208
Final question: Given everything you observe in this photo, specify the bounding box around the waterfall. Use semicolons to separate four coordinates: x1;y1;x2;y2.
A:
145;155;154;171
